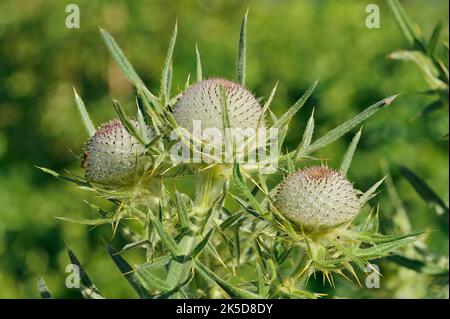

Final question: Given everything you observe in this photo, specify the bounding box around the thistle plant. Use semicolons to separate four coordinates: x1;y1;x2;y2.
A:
38;12;421;299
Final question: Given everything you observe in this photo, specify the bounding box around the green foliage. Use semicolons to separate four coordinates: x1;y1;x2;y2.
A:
0;0;447;299
35;12;426;299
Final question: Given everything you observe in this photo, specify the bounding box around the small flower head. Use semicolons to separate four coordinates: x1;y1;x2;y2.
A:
82;119;154;186
173;78;265;132
275;166;360;230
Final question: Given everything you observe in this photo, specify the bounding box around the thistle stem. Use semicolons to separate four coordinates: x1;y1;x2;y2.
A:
194;165;231;216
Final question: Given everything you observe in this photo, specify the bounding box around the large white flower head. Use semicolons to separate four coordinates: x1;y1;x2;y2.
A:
173;78;265;132
275;166;360;230
172;78;267;165
82;119;154;185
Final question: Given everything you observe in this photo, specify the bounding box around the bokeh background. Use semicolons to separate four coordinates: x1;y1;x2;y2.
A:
0;0;448;298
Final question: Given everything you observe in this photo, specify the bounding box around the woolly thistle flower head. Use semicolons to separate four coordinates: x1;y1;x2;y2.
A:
173;78;265;133
82;119;154;186
275;166;360;230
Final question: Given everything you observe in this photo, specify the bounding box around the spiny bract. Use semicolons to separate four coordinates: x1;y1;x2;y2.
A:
173;78;265;132
82;119;154;185
275;166;360;230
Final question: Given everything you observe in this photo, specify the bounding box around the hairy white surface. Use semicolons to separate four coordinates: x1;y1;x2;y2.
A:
275;166;360;229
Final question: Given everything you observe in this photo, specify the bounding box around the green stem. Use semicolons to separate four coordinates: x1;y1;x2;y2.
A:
194;165;231;216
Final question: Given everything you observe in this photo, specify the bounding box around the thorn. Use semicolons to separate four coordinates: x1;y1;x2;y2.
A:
384;94;400;106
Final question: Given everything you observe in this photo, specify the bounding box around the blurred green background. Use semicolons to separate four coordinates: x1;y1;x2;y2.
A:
0;0;448;298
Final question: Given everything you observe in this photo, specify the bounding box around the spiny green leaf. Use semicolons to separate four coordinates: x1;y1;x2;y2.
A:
107;245;152;298
194;260;261;299
220;85;232;132
73;88;96;137
165;237;194;292
259;81;278;128
67;249;104;299
138;256;172;272
136;87;164;129
220;211;245;230
175;191;189;232
233;163;264;214
237;9;248;85
100;28;144;87
343;230;423;245
112;99;147;145
36;166;89;187
54;216;112;226
340;127;362;175
359;176;386;206
191;229;214;258
306;95;398;154
136;266;172;293
157;271;194;299
389;50;447;89
272;80;318;129
37;278;52;299
400;165;449;213
195;44;202;81
351;234;418;259
387;0;424;50
161;22;178;105
400;166;449;232
120;239;151;253
137;107;150;144
166;237;195;291
294;108;315;161
152;217;181;256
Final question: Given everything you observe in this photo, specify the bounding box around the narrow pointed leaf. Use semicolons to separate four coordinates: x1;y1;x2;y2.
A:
166;236;194;292
113;99;147;145
54;216;113;226
161;22;178;105
194;261;261;299
107;245;152;298
307;95;397;154
191;229;214;258
272;80;317;129
67;249;104;298
359;177;386;206
73;88;96;137
100;28;144;87
233;163;263;214
195;44;202;81
152;217;181;255
400;166;449;233
37;278;52;299
258;81;278;128
295;109;315;160
237;10;248;85
175;191;189;232
400;166;449;213
387;0;424;49
340;127;362;175
36;166;89;187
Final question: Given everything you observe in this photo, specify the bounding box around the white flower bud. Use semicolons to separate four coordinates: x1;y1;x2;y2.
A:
173;78;265;132
82;119;154;185
275;166;360;229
